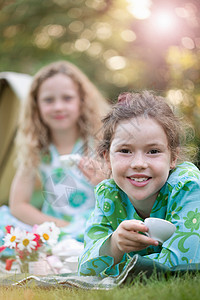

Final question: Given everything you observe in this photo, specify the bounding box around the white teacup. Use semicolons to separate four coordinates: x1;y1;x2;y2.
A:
60;154;82;167
64;256;79;273
144;217;176;244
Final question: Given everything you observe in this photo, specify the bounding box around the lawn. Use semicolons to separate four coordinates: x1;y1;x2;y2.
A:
0;273;200;300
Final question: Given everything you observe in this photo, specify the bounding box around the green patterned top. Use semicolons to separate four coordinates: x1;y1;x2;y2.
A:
78;162;200;277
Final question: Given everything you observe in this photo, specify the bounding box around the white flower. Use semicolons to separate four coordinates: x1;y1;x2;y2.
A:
36;222;60;246
17;231;37;252
3;227;22;249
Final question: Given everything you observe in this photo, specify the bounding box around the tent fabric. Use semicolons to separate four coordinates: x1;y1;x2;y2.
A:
0;72;32;205
0;72;32;101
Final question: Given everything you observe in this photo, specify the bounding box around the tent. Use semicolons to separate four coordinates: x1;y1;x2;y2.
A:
0;72;32;205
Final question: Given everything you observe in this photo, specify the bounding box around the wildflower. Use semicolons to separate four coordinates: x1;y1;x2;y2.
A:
2;222;60;272
3;227;21;249
36;222;60;246
17;231;37;252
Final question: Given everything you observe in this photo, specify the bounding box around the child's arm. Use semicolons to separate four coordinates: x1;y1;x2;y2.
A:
78;181;158;277
9;167;69;227
144;179;200;266
78;207;157;277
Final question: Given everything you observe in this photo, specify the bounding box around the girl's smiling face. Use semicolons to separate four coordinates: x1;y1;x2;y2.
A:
37;73;81;134
107;116;177;217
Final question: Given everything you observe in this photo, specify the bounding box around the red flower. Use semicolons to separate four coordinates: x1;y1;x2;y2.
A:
0;246;6;253
5;258;16;271
5;225;13;234
33;233;42;250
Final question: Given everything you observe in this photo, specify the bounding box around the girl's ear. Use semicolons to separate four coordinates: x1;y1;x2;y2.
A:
103;151;111;170
170;159;177;170
170;148;179;170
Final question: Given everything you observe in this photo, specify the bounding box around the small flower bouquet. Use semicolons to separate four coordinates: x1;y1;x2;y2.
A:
0;222;60;273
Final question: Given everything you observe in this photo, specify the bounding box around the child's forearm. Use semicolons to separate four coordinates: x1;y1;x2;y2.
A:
11;202;69;227
100;232;125;265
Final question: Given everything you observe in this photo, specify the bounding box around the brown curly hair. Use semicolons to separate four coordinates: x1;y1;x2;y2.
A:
98;91;191;164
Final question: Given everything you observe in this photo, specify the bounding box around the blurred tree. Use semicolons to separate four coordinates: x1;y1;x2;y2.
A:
0;0;129;100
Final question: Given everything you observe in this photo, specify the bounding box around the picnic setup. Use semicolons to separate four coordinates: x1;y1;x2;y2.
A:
0;1;200;299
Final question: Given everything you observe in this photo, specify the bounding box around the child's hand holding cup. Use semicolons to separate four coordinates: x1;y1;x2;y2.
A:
143;217;176;244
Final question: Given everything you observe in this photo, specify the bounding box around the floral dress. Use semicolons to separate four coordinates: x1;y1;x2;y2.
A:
78;162;200;278
0;139;96;246
39;139;96;242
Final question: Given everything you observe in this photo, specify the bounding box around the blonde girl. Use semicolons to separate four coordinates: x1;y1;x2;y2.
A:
4;60;109;241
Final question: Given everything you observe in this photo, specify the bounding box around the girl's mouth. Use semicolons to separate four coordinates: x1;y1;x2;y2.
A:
129;177;149;182
54;115;66;120
127;176;151;187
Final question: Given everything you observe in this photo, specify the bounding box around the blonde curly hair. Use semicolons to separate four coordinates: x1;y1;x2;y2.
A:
16;61;110;169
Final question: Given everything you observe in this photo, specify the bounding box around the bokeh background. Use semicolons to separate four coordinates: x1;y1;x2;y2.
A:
0;0;200;167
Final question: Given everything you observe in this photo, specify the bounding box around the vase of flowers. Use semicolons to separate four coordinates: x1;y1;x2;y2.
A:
1;222;60;274
16;246;46;274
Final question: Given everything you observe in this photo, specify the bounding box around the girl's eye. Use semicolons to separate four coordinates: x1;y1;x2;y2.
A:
63;95;73;101
119;149;131;154
148;149;160;154
43;97;53;103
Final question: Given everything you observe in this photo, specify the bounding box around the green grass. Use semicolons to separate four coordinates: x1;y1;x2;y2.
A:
0;273;200;300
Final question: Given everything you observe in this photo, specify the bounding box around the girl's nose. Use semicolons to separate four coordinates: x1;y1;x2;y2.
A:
130;153;148;169
54;100;64;110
